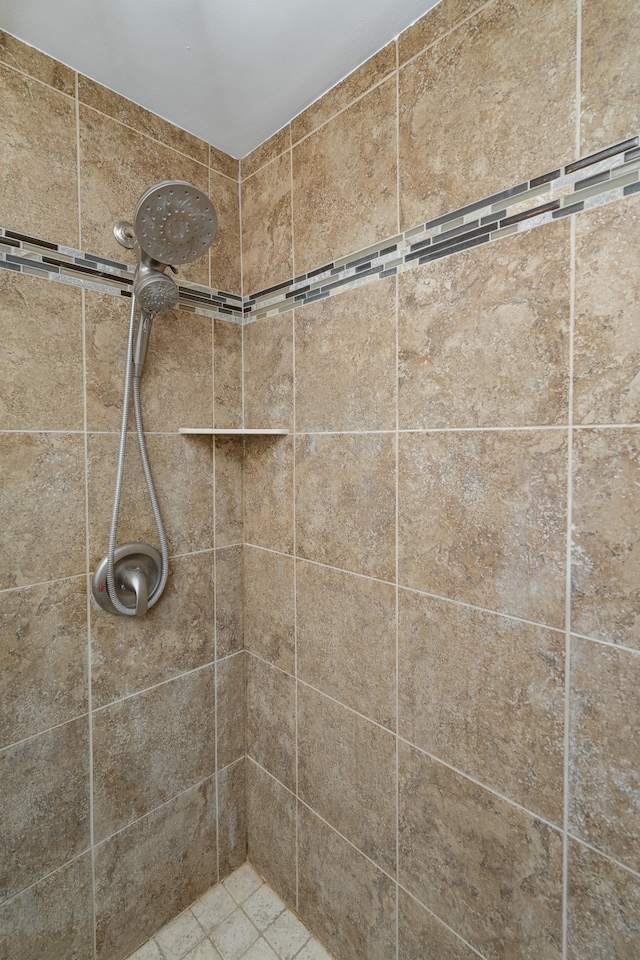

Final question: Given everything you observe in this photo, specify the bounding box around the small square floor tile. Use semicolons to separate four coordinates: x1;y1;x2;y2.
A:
192;885;237;932
184;941;224;960
223;864;263;904
240;939;280;960
211;908;259;960
128;941;164;960
243;885;286;932
264;912;310;960
295;941;333;960
156;910;205;960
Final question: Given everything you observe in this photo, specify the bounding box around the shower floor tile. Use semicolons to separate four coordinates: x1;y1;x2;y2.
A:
126;863;333;960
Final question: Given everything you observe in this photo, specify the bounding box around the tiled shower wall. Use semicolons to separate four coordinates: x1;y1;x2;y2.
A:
240;0;640;958
0;32;246;960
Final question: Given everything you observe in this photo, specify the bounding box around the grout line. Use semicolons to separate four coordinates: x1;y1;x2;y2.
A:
399;0;496;71
575;0;583;160
1;710;90;754
394;274;400;958
290;119;300;914
212;333;220;883
0;571;87;595
397;883;487;959
3;424;638;437
0;848;93;908
566;832;640;881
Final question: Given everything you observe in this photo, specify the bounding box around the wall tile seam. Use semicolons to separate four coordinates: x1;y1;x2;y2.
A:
0;55;76;101
566;831;640;882
240;127;292;184
0;710;90;755
89;650;244;717
243;543;569;637
0;847;92;911
398;0;497;70
246;649;567;836
7;424;640;436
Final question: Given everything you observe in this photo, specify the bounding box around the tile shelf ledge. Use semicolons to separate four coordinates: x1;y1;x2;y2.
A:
179;427;289;435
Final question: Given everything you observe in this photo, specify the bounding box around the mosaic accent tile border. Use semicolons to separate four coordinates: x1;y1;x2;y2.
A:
243;135;639;322
1;136;638;324
0;231;243;320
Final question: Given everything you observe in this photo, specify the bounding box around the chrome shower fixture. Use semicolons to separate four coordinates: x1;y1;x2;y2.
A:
91;181;217;618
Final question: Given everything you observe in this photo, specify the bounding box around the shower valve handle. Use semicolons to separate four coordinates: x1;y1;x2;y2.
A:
120;565;148;617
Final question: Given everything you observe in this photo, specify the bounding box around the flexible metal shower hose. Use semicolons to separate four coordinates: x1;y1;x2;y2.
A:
106;296;169;615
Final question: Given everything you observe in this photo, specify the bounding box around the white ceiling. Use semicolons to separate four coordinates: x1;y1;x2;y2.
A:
0;0;439;158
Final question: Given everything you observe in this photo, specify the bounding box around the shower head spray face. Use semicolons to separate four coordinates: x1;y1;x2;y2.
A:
134;270;179;316
134;180;218;265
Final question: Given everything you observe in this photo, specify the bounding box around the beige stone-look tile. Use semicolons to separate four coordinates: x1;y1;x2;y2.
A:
399;743;563;960
581;0;640;155
215;545;243;659
244;315;293;431
0;272;83;430
91;552;214;709
291;42;396;144
247;761;296;906
296;433;395;580
243;886;285;932
567;839;640;960
210;173;241;294
210;145;240;183
0;433;86;590
293;78;397;275
398;222;571;429
244;437;294;554
0;63;78;246
0;577;87;746
0;854;93;960
218;759;247;878
298;684;396;873
79;105;209;286
217;654;245;771
399;0;576;229
246;655;296;791
191;883;236;932
296;560;395;727
92;666;215;842
0;717;90;900
242;125;290;181
0;30;75;94
398;430;567;627
241;153;292;294
571;428;640;647
244;547;295;673
95;777;217;960
398;0;487;64
295;277;396;432
569;638;640;872
214;320;242;428
398;888;479;960
298;804;396;960
263;912;310;959
87;432;213;567
85;291;213;433
398;590;565;824
573;195;640;425
77;75;209;165
214;438;243;548
211;908;259;960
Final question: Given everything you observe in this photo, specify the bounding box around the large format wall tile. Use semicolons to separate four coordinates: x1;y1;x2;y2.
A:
0;718;90;900
246;655;296;791
293;78;397;274
399;0;576;228
398;889;480;960
94;777;217;960
214;438;244;548
296;560;396;727
296;433;395;580
295;278;396;432
298;804;397;960
246;761;296;906
567;839;640;960
0;64;78;246
0;433;86;590
244;547;295;673
398;743;563;960
298;684;396;873
244;314;293;431
78;105;209;286
0;30;75;95
85;292;213;433
398;223;571;429
216;653;245;771
569;638;640;872
92;666;215;842
0;272;84;431
398;0;487;64
0;854;93;960
242;125;290;181
1;577;88;746
244;437;294;554
91;552;214;708
398;590;565;824
398;430;567;627
571;429;640;647
241;153;293;293
581;0;640;155
215;545;244;659
208;171;241;295
573;195;640;425
218;759;247;879
214;319;242;428
87;432;213;566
